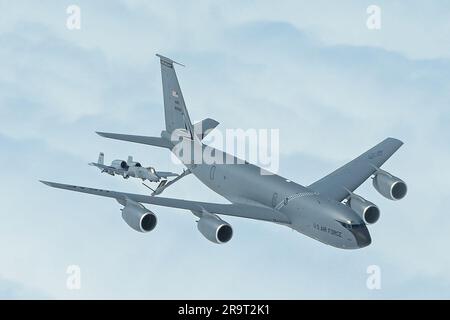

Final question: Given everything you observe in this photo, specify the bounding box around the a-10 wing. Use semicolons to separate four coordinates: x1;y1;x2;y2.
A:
308;138;403;202
155;171;179;179
40;181;291;224
89;162;125;175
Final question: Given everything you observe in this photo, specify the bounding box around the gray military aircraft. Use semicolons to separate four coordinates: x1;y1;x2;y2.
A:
89;152;178;182
42;54;407;249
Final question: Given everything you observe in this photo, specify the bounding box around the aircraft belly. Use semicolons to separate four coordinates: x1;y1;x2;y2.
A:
191;163;361;249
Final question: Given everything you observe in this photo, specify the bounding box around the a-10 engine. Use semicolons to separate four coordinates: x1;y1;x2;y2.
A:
373;169;407;201
121;199;157;233
347;193;380;225
111;159;129;170
197;213;233;244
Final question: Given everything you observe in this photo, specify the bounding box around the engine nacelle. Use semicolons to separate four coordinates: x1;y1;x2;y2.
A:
121;201;157;233
128;161;142;167
373;170;407;201
197;214;233;244
126;156;142;168
348;194;380;225
111;160;129;170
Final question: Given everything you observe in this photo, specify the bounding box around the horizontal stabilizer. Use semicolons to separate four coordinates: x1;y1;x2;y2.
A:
193;118;219;140
96;132;172;149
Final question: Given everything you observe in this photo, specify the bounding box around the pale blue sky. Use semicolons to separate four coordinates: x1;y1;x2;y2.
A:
1;0;450;299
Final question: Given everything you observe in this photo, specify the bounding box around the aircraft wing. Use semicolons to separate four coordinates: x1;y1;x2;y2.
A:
156;171;179;178
307;138;404;202
40;181;291;224
90;162;110;170
89;163;124;174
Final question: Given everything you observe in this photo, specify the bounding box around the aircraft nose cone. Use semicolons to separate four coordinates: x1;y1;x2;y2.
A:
351;224;372;248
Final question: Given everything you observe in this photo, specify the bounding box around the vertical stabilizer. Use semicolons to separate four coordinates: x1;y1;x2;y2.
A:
156;54;194;137
98;152;104;165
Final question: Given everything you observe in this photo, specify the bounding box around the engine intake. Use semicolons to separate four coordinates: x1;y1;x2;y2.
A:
373;170;407;201
121;200;157;233
197;214;233;244
348;194;380;225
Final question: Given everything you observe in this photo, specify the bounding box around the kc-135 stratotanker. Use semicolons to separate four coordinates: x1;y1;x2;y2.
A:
42;54;407;249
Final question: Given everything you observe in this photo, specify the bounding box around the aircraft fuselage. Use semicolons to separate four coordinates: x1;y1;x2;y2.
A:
185;145;371;249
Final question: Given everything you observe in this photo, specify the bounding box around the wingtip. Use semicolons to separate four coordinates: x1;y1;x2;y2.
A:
40;180;53;187
386;137;404;146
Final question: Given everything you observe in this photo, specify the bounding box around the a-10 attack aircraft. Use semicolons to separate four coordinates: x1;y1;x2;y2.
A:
42;54;407;249
89;152;178;182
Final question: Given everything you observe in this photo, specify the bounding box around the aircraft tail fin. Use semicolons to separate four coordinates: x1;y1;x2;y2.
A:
98;152;104;165
156;54;194;137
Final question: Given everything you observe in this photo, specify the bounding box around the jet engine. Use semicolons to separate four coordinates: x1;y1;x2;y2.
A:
197;214;233;244
111;160;129;170
348;194;380;225
126;156;142;168
129;161;142;167
372;170;407;201
121;200;157;233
